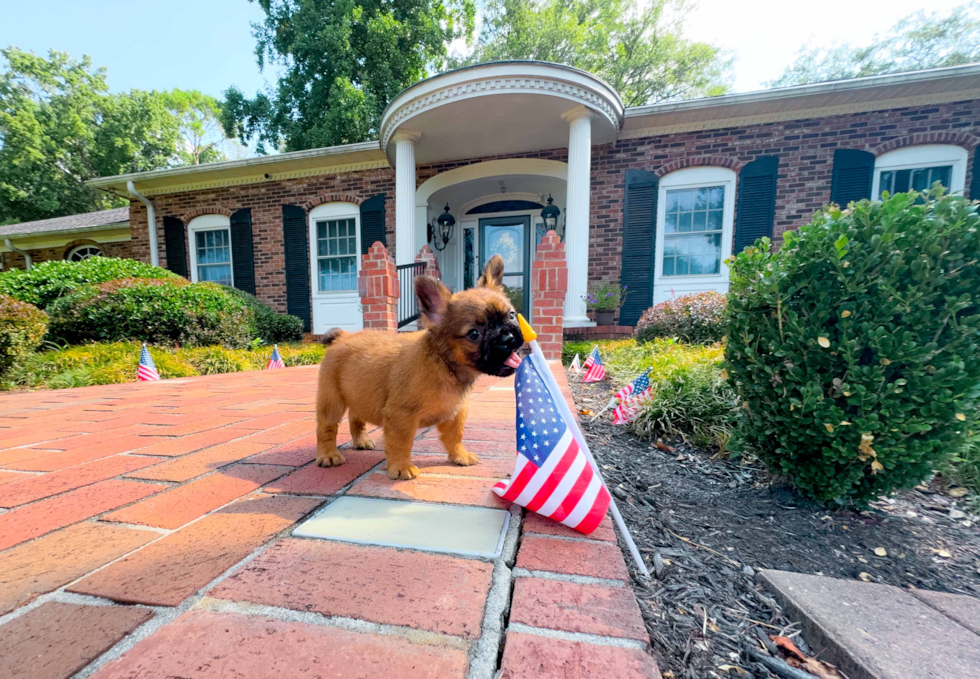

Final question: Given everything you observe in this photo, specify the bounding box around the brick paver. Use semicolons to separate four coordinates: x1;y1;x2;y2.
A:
510;577;648;641
125;440;274;483
517;534;631;581
522;510;617;543
262;450;384;495
0;455;163;508
349;472;506;507
500;632;661;678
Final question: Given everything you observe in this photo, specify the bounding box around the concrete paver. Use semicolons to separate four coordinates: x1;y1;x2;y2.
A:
912;589;980;636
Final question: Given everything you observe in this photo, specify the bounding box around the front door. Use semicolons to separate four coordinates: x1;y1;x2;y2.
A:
479;215;531;318
309;205;364;334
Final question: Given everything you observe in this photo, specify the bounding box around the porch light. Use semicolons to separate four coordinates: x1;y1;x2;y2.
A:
540;194;562;239
428;204;456;251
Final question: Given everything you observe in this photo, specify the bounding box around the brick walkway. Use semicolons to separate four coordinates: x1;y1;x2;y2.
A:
0;365;660;678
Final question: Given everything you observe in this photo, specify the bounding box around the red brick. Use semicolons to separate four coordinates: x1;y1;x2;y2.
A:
210;539;492;639
411;438;514;456
156;416;249;437
510;577;647;641
500;632;660;678
245;434;321;466
246;420;315;445
349;472;508;508
517;535;629;581
0;602;153;679
126;440;273;482
0;479;165;551
91;610;468;679
230;410;309;431
523;511;617;543
133;427;253;457
0;455;163;508
262;451;383;495
412;454;516;478
69;494;321;606
0;523;156;615
5;433;171;471
24;425;163;451
0;470;30;485
103;464;291;529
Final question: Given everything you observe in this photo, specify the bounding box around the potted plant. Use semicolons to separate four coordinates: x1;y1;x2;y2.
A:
584;282;627;326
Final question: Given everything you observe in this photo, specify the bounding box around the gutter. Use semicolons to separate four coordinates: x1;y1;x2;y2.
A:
4;239;31;270
127;181;159;266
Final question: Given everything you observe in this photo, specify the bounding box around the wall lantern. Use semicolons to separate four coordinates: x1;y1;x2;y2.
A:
540;194;563;240
428;204;456;251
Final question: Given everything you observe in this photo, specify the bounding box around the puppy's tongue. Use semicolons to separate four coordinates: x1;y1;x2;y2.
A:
504;352;522;369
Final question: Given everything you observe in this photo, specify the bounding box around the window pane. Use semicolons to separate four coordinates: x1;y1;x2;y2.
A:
678;212;692;232
664;213;678;234
662;257;674;276
662;233;721;277
709;186;724;209
694;188;709;210
195;229;231;285
676;190;693;212
692;211;706;231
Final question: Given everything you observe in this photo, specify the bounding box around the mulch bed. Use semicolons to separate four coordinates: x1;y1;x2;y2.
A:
570;371;980;679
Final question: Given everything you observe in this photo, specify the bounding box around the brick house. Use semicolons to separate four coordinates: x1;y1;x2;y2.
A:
0;208;132;271
70;61;980;333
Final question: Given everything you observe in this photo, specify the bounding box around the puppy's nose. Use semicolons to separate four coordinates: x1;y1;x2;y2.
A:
495;331;514;348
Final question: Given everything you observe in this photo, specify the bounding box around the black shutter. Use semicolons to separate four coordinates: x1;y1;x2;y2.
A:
162;216;188;278
735;155;779;254
830;149;874;206
282;204;311;332
971;147;980;201
619;169;658;326
360;193;386;255
230;208;256;295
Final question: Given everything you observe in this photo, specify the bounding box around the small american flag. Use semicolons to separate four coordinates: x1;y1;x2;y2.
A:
137;344;160;382
266;345;285;370
582;345;598;369
493;357;610;534
614;368;650;402
612;388;652;425
582;347;605;383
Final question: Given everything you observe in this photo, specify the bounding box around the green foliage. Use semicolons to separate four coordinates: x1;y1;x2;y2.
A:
726;191;980;505
222;287;304;344
636;291;727;344
0;257;178;309
466;0;730;106
584;281;628;311
221;0;475;152
768;4;980;87
0;295;47;374
163;90;240;165
46;278;256;348
1;341;326;391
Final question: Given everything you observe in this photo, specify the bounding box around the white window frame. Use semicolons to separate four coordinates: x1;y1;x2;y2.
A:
187;214;234;286
65;243;104;262
872;144;968;198
653;166;736;304
309;202;361;295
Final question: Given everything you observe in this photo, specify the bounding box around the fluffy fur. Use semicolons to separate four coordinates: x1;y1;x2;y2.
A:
315;255;524;480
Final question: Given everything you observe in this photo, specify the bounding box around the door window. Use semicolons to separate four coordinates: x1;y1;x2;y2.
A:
480;216;530;317
316;218;358;291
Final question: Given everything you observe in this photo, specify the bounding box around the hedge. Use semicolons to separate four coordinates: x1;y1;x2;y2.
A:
0;295;47;374
636;291;727;344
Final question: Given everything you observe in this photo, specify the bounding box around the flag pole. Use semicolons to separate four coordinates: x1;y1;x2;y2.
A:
518;316;650;578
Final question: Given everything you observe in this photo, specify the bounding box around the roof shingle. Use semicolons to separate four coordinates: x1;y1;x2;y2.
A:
0;208;130;239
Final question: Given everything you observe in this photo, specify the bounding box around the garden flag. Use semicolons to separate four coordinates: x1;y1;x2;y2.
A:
582;345;598;369
137;344;160;382
569;353;581;373
614;368;650;402
492;356;611;534
266;345;285;370
612;388;653;425
583;347;606;382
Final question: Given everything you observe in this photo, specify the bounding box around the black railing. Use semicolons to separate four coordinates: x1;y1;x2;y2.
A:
396;262;426;328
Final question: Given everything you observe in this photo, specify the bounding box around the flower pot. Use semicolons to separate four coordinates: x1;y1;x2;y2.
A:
595;309;616;326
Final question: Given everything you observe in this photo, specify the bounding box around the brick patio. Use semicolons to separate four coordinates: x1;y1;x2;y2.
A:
0;365;660;678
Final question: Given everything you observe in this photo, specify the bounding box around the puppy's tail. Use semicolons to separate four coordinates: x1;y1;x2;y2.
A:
320;329;348;346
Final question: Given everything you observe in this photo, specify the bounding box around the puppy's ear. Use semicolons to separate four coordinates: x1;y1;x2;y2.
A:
478;254;505;292
415;275;452;326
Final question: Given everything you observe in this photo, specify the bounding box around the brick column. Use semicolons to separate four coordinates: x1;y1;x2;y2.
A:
415;244;441;280
532;230;568;359
357;242;399;332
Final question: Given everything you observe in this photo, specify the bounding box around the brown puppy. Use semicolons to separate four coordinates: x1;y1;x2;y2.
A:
315;255;524;480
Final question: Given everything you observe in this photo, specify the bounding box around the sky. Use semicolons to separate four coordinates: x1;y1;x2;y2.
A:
0;0;969;100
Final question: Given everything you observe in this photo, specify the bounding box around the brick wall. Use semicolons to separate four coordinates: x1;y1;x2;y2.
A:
1;239;134;271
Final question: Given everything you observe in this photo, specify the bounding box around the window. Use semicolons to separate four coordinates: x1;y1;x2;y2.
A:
187;214;233;286
873;145;968;199
316;218;358;291
66;244;103;262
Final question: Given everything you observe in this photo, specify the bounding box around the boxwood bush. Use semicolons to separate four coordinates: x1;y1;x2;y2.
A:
636;291;727;344
0;295;47;374
46;278;256;348
223;287;304;344
726;191;980;504
0;257;179;309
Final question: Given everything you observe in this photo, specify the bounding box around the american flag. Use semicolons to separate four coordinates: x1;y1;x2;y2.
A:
582;345;598;369
612;388;652;425
492;357;611;534
582;347;605;383
137;344;160;382
614;368;650;402
266;344;285;370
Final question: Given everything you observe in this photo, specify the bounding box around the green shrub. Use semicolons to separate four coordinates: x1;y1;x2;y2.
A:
46;278;255;348
0;257;178;309
636;291;727;344
726;191;980;505
0;295;48;374
223;287;304;344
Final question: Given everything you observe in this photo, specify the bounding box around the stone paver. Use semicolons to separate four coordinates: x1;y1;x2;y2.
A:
510;577;648;641
761;569;980;679
210;538;493;639
91;610;469;679
0;602;153;679
912;589;980;636
500;632;660;678
517;534;630;581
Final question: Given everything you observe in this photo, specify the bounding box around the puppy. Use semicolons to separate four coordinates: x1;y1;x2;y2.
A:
315;255;524;480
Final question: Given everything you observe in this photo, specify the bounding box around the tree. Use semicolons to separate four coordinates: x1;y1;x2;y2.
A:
164;90;236;165
221;0;476;153
768;3;980;88
464;0;730;107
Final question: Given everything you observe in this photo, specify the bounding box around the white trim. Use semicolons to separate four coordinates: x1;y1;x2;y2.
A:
416;159;568;206
187;214;233;286
307;202;364;335
872;144;969;198
309;202;362;294
458;192;545;217
654;167;736;305
65;243;105;261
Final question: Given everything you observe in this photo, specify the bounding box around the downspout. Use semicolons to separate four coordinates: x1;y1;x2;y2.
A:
127;181;159;266
4;239;31;270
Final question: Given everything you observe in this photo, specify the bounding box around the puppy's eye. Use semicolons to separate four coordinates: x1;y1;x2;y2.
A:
466;329;481;342
509;311;517;320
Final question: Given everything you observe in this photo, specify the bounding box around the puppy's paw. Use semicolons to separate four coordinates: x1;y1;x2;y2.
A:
449;450;480;466
386;463;420;480
352;436;376;450
316;451;346;467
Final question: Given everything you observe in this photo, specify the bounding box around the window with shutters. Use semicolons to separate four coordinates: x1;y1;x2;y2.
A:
309;203;361;293
187;214;233;287
654;167;735;305
872;145;968;199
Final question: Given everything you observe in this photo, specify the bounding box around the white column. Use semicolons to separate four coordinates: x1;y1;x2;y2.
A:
561;106;594;327
393;131;421;266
